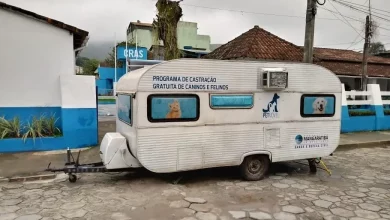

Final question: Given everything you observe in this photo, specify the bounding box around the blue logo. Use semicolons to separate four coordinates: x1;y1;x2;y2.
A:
263;93;280;118
295;135;303;144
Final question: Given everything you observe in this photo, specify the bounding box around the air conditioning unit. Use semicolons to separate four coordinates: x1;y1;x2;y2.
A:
260;68;288;90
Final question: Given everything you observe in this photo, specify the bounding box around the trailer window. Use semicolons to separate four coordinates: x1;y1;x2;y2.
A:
300;94;336;117
117;94;132;125
147;94;200;122
210;94;254;109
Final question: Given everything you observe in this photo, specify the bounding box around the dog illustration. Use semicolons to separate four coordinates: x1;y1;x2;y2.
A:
313;97;327;114
166;99;182;119
263;93;280;113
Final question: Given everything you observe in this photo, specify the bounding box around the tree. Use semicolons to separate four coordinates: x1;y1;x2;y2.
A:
82;59;100;75
369;42;386;55
152;0;183;60
76;56;90;67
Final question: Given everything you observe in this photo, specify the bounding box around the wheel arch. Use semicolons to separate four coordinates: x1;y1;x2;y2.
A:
239;150;272;165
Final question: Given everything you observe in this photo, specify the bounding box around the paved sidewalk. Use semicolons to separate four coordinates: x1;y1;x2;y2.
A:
0;121;389;178
340;131;390;149
1;146;389;220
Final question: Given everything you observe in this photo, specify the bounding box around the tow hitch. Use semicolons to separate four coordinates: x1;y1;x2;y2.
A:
45;148;113;183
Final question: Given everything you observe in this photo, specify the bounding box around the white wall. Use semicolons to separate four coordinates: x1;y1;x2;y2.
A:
60;75;96;108
0;9;74;107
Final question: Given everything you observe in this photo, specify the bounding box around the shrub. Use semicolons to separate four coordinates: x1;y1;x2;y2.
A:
43;113;61;136
385;110;390;116
349;110;376;116
0;116;21;139
22;116;46;142
0;113;62;142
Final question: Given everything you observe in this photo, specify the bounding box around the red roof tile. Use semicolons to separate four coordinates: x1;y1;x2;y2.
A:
204;25;390;77
204;25;304;62
313;48;390;65
315;61;390;77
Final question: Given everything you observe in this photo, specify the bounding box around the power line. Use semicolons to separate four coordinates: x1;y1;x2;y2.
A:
332;0;390;23
327;0;364;38
181;2;390;40
347;31;365;49
180;3;356;21
334;0;390;15
335;1;390;20
319;7;390;31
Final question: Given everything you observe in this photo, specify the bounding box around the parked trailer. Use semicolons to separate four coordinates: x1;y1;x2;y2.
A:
46;58;340;182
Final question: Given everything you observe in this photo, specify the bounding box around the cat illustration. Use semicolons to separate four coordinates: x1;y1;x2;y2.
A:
166;99;182;119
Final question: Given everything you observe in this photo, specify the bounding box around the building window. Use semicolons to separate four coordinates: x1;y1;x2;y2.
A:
147;94;200;122
117;94;132;125
300;94;336;117
210;94;254;109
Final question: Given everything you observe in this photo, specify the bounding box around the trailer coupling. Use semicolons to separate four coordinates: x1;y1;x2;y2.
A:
45;148;108;183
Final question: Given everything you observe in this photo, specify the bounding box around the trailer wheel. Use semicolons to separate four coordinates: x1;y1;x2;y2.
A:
240;155;270;181
69;174;77;183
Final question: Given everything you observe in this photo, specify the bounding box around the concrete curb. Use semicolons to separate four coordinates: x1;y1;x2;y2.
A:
336;140;390;151
31;147;93;156
7;174;57;183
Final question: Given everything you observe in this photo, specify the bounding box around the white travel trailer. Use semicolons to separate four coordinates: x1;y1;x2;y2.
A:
49;59;341;182
96;58;341;181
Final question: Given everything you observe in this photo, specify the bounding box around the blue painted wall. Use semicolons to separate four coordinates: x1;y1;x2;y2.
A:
341;105;390;133
0;107;98;153
96;66;127;95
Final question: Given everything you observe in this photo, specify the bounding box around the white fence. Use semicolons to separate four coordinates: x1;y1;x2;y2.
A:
342;84;390;107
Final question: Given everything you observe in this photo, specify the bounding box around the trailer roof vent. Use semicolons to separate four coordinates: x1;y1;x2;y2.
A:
259;67;288;90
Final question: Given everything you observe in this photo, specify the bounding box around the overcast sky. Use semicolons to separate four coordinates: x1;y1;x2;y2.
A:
3;0;390;51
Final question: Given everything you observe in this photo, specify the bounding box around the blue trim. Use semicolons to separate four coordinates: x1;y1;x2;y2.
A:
0;137;96;153
210;94;254;109
341;106;350;119
341;105;390;133
341;116;376;133
0;107;98;153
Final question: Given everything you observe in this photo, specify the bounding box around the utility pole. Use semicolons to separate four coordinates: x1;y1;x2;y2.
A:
303;0;318;63
361;0;372;91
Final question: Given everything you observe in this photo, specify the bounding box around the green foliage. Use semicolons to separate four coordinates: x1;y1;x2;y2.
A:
76;56;90;67
0;116;21;139
369;42;386;55
43;114;61;136
81;59;100;75
349;110;376;116
0;114;62;143
384;109;390;116
153;0;183;60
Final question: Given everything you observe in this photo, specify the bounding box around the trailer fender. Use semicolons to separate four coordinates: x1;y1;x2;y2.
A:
240;151;272;165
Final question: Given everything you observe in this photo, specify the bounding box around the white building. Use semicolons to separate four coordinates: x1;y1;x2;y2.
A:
0;1;98;153
126;20;211;52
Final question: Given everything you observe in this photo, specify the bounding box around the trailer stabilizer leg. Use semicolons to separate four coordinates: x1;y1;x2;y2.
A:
308;159;317;174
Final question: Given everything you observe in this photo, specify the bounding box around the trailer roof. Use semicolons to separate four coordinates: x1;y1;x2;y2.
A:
116;59;341;94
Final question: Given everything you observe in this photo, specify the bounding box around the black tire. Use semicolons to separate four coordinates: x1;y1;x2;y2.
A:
308;159;317;174
69;174;77;183
240;155;270;181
